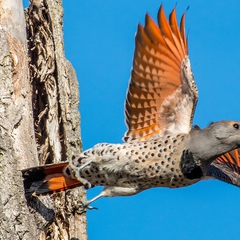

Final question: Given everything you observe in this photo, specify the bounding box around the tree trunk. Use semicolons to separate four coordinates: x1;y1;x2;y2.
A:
0;0;87;239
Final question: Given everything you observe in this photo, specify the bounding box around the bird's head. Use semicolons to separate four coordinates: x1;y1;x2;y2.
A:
188;121;240;162
207;121;240;148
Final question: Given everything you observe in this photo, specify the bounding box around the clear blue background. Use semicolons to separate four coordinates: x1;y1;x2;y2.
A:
23;1;240;239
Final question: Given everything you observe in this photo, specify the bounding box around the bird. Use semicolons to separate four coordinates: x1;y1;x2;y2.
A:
22;5;240;207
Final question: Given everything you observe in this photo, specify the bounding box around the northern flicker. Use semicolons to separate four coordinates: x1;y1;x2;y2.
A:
22;5;240;207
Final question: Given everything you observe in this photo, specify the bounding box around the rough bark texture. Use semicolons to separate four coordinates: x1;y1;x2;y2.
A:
0;0;87;239
0;0;39;239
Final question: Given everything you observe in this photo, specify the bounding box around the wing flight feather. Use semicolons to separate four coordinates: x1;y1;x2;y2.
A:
206;149;240;187
124;5;197;142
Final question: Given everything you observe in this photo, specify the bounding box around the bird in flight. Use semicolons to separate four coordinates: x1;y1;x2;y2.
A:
22;5;240;207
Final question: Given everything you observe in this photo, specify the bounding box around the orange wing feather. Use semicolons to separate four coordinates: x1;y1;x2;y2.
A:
124;5;196;142
206;149;240;187
216;149;240;175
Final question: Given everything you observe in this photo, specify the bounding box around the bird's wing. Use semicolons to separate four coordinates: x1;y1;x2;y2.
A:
124;5;198;142
206;149;240;187
22;162;83;195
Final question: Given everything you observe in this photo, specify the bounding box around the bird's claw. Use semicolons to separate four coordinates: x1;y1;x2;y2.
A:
81;201;98;210
85;205;98;210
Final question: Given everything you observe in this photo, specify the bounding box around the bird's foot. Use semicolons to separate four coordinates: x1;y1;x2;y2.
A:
81;201;98;210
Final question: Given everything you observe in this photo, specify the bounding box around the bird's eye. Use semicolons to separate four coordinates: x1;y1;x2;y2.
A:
233;123;239;129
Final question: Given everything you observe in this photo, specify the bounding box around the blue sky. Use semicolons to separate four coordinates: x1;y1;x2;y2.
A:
24;1;240;239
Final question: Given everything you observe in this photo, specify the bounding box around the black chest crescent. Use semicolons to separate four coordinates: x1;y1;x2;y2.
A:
180;150;203;180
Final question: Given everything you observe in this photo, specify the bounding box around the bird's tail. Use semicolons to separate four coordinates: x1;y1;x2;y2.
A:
22;162;83;196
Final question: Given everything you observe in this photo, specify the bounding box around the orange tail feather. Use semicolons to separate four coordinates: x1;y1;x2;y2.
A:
22;162;83;195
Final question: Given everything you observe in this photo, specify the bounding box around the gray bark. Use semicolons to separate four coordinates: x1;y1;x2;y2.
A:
0;0;87;239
